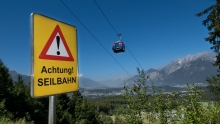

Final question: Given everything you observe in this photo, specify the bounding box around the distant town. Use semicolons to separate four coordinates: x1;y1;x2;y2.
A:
79;87;124;98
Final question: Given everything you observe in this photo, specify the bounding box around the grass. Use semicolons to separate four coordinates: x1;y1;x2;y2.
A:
0;117;33;124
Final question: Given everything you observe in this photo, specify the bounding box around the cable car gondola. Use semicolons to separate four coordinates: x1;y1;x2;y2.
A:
112;34;125;53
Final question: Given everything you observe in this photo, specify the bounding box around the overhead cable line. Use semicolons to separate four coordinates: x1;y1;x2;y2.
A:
93;0;144;70
60;0;132;77
93;0;118;35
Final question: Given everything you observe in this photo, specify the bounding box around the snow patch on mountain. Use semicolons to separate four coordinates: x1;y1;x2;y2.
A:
162;52;215;74
125;51;218;87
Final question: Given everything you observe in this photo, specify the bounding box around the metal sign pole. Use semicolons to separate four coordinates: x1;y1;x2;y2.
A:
48;95;56;124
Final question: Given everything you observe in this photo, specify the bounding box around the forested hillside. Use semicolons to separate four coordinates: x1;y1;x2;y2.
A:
0;59;101;124
1;58;220;124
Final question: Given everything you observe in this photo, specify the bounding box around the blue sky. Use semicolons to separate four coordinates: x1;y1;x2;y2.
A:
0;0;215;81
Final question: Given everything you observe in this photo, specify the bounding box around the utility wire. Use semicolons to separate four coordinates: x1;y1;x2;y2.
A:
93;0;118;35
60;0;132;77
93;0;144;70
125;46;144;70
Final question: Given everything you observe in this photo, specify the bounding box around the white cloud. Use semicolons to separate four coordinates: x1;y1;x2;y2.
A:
78;73;83;77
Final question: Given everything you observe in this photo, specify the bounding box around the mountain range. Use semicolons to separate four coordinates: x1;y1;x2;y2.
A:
8;71;107;88
9;70;31;85
124;52;218;87
8;51;219;88
79;77;107;88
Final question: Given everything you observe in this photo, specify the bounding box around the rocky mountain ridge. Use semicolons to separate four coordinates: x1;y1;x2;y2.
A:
9;52;218;88
125;52;218;87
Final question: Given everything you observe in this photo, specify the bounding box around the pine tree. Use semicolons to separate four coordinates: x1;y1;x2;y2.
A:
24;81;49;124
11;75;30;120
68;91;83;119
56;94;72;124
196;0;220;68
195;0;220;99
0;59;14;118
69;91;100;124
0;59;13;100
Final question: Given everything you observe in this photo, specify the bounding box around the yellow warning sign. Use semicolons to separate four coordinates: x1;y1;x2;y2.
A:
31;13;78;98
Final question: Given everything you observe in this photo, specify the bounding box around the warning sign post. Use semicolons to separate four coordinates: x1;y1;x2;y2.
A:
31;13;78;98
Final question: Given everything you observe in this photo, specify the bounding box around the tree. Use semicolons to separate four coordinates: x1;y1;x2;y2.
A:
9;75;48;123
56;94;72;124
117;68;150;124
69;91;100;124
28;96;49;124
0;59;14;118
10;75;30;120
196;0;220;98
196;0;220;68
68;91;83;121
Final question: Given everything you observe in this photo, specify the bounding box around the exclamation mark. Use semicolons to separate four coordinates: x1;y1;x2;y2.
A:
56;36;60;55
